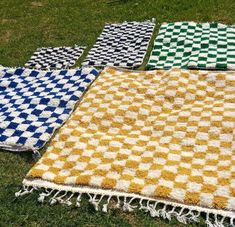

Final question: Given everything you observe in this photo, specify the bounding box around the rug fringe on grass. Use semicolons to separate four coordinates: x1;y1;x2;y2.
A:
16;179;235;227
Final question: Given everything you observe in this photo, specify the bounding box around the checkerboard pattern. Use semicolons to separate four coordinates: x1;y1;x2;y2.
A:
0;66;99;151
82;21;155;68
25;46;85;70
147;22;235;70
27;67;235;212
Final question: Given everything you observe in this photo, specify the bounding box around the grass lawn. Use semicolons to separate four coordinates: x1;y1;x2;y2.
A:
0;0;235;226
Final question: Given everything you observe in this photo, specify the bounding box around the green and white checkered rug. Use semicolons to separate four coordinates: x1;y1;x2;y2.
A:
147;22;235;70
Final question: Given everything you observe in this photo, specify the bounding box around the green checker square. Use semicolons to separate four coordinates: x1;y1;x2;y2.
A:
159;56;167;61
217;57;227;62
216;63;227;69
218;44;227;49
168;52;176;57
198;57;208;62
208;53;217;58
201;43;209;48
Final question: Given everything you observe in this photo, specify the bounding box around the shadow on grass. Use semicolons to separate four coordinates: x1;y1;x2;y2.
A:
0;149;35;163
107;0;134;4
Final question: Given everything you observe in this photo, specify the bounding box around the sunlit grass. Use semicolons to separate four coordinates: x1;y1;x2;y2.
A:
0;0;234;226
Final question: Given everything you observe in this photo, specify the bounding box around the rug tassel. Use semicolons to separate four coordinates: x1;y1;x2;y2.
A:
64;192;74;206
76;193;82;207
102;195;111;213
15;185;34;197
116;196;121;208
93;194;104;211
38;189;54;203
88;194;100;211
49;190;61;205
176;207;188;224
32;149;41;160
139;199;145;210
152;202;159;217
56;191;68;204
230;217;235;226
90;194;97;210
148;201;159;218
189;210;200;223
123;197;137;212
180;209;193;224
139;199;146;211
159;204;167;220
167;205;177;220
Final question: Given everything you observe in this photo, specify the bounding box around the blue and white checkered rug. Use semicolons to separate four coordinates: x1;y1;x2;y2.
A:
0;66;99;152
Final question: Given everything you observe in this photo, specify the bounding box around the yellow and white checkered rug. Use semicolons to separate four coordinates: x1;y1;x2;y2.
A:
18;67;235;226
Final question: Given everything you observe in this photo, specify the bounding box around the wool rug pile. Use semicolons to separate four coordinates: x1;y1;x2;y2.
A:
147;22;235;70
18;67;235;226
25;46;85;70
82;21;155;68
0;66;99;152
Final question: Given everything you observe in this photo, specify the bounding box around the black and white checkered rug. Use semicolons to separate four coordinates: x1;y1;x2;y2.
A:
25;46;85;70
82;21;155;68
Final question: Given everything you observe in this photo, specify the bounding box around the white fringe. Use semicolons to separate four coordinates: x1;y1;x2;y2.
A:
15;185;235;227
32;149;41;159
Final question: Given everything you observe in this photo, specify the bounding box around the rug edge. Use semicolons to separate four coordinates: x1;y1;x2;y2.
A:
16;178;235;226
